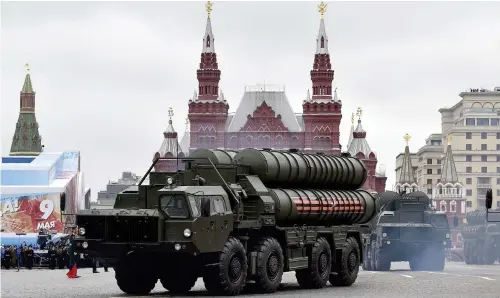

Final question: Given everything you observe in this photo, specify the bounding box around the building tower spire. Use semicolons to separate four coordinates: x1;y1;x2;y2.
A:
10;64;43;156
347;107;383;192
347;111;355;148
197;1;220;100
310;1;334;101
440;134;459;184
302;2;341;155
153;107;183;172
434;133;464;214
395;133;418;193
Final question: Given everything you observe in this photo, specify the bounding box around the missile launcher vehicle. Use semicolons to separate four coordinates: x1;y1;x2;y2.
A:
361;190;452;272
74;148;378;296
462;208;500;265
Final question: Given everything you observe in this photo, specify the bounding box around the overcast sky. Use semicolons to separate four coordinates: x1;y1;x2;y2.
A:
2;1;500;198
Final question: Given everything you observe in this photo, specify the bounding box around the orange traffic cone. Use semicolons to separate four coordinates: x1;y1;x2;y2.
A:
66;263;80;278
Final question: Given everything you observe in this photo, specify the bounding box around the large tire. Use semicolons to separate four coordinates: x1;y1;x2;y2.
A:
482;241;496;265
296;237;331;289
410;245;445;271
203;237;248;296
160;271;198;294
370;243;377;271
330;237;361;287
361;244;372;271
252;237;284;293
115;259;157;295
374;247;391;271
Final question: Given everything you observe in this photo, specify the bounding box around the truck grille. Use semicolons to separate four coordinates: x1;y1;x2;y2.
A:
400;227;433;242
77;215;158;243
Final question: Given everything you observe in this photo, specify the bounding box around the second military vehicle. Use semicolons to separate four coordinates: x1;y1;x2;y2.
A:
74;148;378;296
462;208;500;265
361;190;452;271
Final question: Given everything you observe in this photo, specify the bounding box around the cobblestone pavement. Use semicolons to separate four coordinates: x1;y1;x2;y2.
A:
1;262;500;298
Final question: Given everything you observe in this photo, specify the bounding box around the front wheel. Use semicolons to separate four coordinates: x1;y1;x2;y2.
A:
361;244;372;271
161;271;198;294
296;237;331;289
203;237;248;296
330;236;361;286
115;258;158;295
252;237;284;293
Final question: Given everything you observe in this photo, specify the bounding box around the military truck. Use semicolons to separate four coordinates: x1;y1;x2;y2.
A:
361;190;452;272
74;148;378;296
462;209;500;265
486;188;500;223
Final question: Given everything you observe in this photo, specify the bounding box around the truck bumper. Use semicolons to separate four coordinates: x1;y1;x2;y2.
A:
74;239;200;263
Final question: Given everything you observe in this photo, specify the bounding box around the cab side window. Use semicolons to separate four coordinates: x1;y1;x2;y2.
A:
211;197;226;215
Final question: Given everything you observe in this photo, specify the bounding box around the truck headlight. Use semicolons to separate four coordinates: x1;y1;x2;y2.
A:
82;242;88;249
445;233;450;239
184;229;192;238
167;177;173;185
79;227;86;235
382;232;387;238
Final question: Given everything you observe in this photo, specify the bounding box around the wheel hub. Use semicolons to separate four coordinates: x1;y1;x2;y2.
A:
318;252;328;277
348;251;357;273
267;253;280;280
229;255;242;282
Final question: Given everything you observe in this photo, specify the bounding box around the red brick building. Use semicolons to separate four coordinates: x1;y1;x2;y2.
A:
173;3;386;192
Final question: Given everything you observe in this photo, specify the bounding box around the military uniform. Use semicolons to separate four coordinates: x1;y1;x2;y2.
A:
68;231;77;269
92;257;109;273
57;247;65;269
3;247;12;269
25;246;34;269
48;246;57;269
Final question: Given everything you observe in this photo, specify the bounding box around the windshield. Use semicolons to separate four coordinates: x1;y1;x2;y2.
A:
160;194;190;219
431;214;449;228
187;195;226;217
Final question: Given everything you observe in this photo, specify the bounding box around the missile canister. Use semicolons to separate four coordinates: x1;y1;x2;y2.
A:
189;149;239;165
268;188;376;225
466;210;488;225
377;191;401;212
400;191;431;206
233;148;367;190
461;224;487;239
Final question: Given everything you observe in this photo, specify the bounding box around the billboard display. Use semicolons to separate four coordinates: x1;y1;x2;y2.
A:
0;192;63;233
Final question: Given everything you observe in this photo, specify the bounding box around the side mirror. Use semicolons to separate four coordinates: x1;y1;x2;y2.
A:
453;215;459;227
485;189;493;210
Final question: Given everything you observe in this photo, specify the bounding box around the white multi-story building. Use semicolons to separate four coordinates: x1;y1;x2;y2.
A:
439;87;500;210
394;86;500;210
395;133;443;196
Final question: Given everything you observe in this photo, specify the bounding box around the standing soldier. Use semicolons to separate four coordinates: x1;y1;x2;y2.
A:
56;246;64;269
3;246;12;269
48;245;57;270
92;256;109;273
67;227;78;269
25;245;34;269
62;246;69;269
11;246;18;269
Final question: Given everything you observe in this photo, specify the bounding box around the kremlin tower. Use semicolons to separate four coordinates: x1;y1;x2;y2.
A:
10;64;43;156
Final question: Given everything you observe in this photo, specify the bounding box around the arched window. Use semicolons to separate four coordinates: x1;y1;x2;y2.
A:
206;35;211;47
440;200;447;212
275;136;283;148
245;136;253;147
320;36;325;48
450;200;457;213
258;136;271;148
